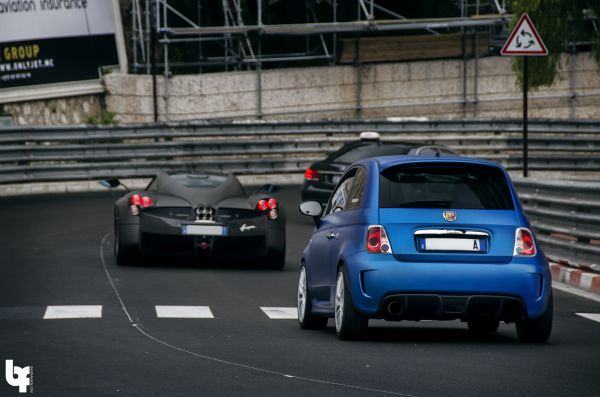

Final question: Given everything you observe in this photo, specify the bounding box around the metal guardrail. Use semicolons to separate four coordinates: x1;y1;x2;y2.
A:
514;178;600;271
1;118;599;184
0;118;598;269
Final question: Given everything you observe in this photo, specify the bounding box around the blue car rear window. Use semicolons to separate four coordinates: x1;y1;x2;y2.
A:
379;164;514;210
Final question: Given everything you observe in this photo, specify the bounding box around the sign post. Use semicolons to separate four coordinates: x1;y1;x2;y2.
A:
500;13;548;177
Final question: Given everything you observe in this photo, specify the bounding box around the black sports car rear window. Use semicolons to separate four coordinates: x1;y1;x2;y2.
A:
330;143;412;164
170;174;227;188
379;165;514;210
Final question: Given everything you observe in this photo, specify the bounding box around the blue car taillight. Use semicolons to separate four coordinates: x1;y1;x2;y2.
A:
366;225;393;254
513;227;536;256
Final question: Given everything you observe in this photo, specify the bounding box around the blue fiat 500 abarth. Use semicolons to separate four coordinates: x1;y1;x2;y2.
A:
297;156;552;342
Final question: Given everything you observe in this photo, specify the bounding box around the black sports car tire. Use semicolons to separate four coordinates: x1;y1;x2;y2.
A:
335;267;368;340
263;246;286;269
114;224;139;266
297;265;328;330
260;234;286;269
468;318;500;334
516;292;553;343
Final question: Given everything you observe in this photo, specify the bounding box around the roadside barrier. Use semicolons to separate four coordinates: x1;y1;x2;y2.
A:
1;118;599;184
513;178;600;272
1;118;598;270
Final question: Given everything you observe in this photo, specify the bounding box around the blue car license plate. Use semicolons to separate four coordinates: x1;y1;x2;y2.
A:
418;237;486;252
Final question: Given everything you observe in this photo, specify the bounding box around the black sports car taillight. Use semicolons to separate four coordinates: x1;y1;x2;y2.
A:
257;199;268;211
257;198;279;220
129;193;152;215
131;194;141;206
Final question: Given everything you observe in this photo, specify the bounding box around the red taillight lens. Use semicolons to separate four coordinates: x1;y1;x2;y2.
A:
267;198;277;209
367;227;381;253
141;196;152;208
257;199;268;211
514;228;536;256
304;168;320;181
366;225;393;254
131;194;141;205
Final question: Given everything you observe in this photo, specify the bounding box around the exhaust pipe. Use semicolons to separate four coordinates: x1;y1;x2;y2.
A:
387;300;404;316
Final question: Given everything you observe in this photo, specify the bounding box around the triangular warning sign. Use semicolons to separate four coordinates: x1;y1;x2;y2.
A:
501;13;548;56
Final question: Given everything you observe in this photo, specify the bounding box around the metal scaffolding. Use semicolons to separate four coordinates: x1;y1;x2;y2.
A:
130;0;510;121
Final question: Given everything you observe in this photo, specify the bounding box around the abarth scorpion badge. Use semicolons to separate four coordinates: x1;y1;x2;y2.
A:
443;211;457;222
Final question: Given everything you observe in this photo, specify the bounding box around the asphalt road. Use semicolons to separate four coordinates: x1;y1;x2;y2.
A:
1;188;599;397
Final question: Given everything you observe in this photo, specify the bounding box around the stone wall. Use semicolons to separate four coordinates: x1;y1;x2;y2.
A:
3;95;105;125
104;53;600;123
3;53;599;125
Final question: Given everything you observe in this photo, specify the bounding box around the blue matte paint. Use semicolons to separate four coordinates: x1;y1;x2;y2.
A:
301;156;552;320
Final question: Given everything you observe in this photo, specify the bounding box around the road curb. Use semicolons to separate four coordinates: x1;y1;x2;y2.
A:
550;261;600;295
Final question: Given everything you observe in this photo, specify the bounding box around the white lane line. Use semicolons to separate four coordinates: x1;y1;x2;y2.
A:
43;305;103;320
576;313;600;323
155;306;214;319
261;307;298;319
100;234;416;397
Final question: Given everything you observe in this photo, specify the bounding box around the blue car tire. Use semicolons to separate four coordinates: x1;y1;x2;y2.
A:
297;265;328;329
335;267;368;340
516;292;553;343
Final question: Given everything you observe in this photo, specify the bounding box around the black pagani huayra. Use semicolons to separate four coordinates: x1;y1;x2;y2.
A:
102;172;286;268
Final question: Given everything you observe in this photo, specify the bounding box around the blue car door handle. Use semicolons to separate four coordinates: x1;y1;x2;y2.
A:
327;232;339;240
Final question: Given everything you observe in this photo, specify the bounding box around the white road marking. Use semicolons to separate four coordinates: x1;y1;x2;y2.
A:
43;305;102;319
261;307;298;319
576;313;600;323
100;234;416;397
155;306;214;319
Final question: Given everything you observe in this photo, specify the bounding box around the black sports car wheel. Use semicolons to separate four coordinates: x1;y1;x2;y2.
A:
297;265;328;329
263;246;285;269
334;267;368;340
262;238;285;270
114;224;139;266
516;292;553;343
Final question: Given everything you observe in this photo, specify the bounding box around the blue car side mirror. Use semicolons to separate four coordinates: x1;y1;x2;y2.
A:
299;201;322;227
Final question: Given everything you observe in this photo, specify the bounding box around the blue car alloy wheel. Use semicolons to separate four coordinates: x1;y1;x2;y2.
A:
298;155;553;342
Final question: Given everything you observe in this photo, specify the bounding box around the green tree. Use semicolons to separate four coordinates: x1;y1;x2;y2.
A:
511;0;600;90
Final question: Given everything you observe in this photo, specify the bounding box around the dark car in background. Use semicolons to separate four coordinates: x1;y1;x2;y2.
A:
301;132;456;203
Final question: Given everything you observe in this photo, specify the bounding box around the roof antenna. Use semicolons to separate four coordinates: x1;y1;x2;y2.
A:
435;151;441;158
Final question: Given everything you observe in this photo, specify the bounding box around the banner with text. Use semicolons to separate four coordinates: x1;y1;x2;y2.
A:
0;0;120;90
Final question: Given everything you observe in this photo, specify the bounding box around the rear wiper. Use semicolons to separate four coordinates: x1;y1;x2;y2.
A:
397;200;451;208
